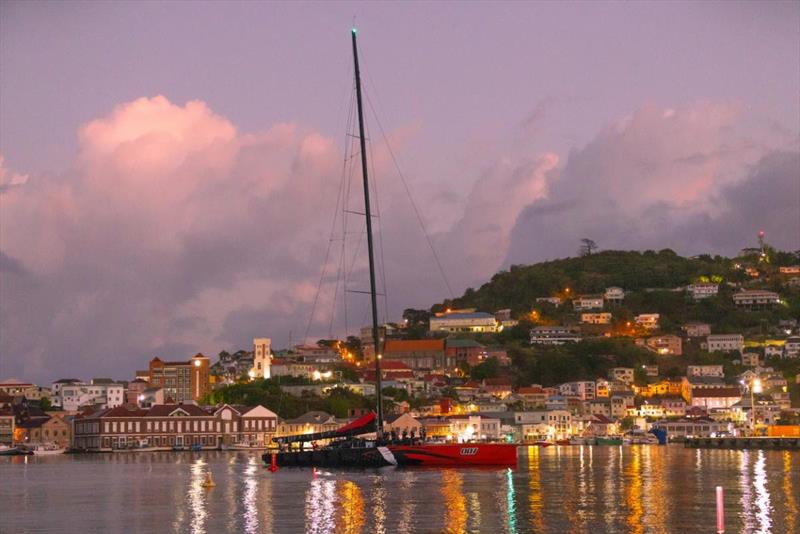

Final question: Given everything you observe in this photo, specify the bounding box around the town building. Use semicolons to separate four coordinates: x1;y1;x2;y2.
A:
651;417;729;438
784;337;800;358
635;314;660;330
779;266;800;275
741;353;761;367
0;410;15;445
732;290;781;310
572;295;604;311
73;403;278;450
529;326;582;345
494;309;519;329
644;335;682;355
445;338;487;367
705;334;744;353
687;365;724;378
609;368;635;384
686;283;719;300
251;338;272;379
515;410;572;441
126;379;149;405
535;297;563;307
604;287;625;304
517;386;547;408
682;323;711;338
429;311;500;333
580;312;612;325
292;344;340;363
764;345;784;358
383;339;446;370
148;354;211;403
558;381;596;400
689;388;742;410
270;359;318;379
60;382;125;411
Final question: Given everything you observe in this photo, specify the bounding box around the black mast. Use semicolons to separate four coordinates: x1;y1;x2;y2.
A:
351;28;383;438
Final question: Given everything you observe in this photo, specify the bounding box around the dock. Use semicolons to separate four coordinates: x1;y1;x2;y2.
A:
684;437;800;450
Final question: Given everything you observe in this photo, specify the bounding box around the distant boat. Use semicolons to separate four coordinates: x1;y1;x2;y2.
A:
31;443;66;455
595;437;623;446
0;445;31;456
228;442;266;451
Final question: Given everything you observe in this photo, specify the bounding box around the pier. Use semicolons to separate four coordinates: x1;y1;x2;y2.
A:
684;437;800;450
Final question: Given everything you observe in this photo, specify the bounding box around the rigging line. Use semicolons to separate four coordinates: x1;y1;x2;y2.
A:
341;88;359;339
364;100;391;324
305;80;356;344
363;88;456;299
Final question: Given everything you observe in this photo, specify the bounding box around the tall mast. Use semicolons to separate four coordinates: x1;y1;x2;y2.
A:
351;28;383;438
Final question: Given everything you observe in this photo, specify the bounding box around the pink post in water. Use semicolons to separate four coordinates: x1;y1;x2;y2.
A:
716;486;725;533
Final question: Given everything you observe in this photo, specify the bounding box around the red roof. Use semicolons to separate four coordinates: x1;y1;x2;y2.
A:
146;404;210;417
379;360;411;370
518;386;544;394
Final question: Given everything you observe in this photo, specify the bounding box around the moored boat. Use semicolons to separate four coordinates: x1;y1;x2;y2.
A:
31;443;66;455
595;437;623;446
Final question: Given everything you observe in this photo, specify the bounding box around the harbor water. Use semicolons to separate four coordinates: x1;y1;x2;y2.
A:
1;445;797;533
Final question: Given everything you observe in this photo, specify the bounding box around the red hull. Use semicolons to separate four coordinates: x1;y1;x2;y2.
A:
387;443;517;466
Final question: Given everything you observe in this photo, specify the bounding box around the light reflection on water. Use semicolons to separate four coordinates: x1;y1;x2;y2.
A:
0;448;797;533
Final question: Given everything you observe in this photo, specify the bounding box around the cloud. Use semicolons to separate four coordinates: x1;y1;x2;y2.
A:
505;102;799;264
1;96;796;383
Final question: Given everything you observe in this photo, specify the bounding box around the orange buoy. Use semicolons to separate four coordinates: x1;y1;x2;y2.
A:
201;471;216;488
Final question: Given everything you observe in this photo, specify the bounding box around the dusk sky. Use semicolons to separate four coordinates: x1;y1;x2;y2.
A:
1;1;798;384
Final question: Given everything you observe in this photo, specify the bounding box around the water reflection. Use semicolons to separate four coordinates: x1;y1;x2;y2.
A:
441;470;467;533
603;446;617;531
527;446;544;532
336;481;364;534
242;456;258;533
740;450;754;533
783;451;797;534
369;473;387;534
187;458;208;534
624;447;643;534
305;476;336;533
397;471;416;533
753;450;772;534
505;468;517;534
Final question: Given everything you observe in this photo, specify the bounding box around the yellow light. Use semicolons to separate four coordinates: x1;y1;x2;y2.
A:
377;354;382;360
193;359;201;367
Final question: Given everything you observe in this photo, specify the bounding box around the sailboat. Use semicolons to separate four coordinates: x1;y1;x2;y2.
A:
263;29;517;468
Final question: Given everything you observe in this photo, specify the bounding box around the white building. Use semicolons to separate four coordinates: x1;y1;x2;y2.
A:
604;287;625;303
580;312;612;324
535;297;563;307
687;365;724;378
529;326;582;345
609;368;635;384
687;283;719;300
706;334;744;353
515;410;572;440
447;415;502;442
60;383;125;411
764;345;783;358
573;296;604;311
741;353;761;367
784;337;800;359
682;323;711;338
251;338;272;379
429;312;499;333
558;381;596;400
635;314;660;330
732;290;780;310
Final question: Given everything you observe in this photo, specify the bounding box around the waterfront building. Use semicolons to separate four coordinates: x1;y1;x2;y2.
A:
276;411;340;438
572;295;604;311
732;290;780;310
682;322;711;338
689;388;742;410
0;410;14;445
251;338;272;379
651;417;729;438
516;410;572;441
429;311;500;333
383;339;446;370
529;326;581;345
686;283;719;300
580;312;612;324
705;334;744;353
635;314;660;330
644;335;682;355
148;354;211;402
73;403;278;450
384;413;422;437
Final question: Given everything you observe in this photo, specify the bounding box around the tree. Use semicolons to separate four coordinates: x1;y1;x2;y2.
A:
579;238;598;256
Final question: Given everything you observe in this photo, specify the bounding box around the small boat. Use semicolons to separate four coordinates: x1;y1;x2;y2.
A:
190;443;203;452
0;445;31;456
172;445;186;452
31;443;66;455
228;442;266;451
533;440;552;447
569;437;589;445
555;439;571;446
623;430;660;445
595;437;623;446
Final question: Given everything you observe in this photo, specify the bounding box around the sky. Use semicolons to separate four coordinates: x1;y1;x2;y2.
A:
1;1;799;384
